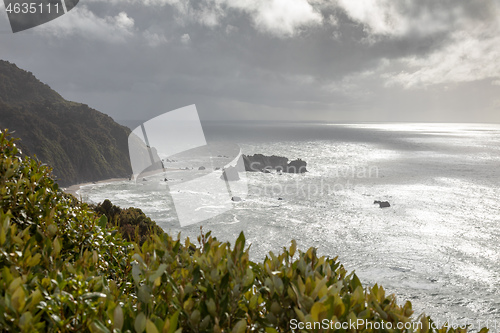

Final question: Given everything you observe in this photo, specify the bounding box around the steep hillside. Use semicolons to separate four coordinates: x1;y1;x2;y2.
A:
0;60;132;186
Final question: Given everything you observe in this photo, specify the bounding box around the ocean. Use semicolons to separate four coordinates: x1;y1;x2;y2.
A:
78;122;500;328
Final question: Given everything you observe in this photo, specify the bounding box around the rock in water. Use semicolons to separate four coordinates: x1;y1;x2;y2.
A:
242;154;307;173
287;159;307;173
374;200;390;208
243;154;288;172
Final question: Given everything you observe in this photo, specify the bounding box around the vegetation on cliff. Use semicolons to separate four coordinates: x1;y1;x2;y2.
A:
93;199;163;245
0;60;132;186
0;129;485;332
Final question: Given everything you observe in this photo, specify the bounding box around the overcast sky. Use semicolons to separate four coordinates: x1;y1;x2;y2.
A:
1;0;500;124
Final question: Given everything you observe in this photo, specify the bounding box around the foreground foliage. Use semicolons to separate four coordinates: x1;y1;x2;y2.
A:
0;129;487;332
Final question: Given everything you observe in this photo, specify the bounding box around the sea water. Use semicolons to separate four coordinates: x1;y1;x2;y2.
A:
79;122;500;328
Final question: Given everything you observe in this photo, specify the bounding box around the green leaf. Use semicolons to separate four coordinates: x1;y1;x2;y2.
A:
165;311;179;333
148;263;168;282
310;302;326;321
290;240;297;257
206;298;216;317
52;237;61;257
98;214;108;228
92;320;111;333
146;319;159;333
243;267;254;287
231;319;247;333
265;328;278;333
114;305;124;330
234;231;245;252
27;253;41;266
11;286;26;312
351;273;362;290
138;285;152;303
135;312;147;333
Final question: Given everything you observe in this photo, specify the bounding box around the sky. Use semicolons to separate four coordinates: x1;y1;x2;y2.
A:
1;0;500;124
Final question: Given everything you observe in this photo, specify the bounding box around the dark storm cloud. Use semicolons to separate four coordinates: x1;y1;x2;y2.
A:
0;0;499;123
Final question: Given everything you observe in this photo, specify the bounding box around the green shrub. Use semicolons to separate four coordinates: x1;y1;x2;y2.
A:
0;129;488;333
93;199;163;245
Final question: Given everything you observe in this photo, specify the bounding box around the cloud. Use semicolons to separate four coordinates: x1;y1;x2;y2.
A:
86;0;180;6
225;24;238;34
143;30;168;47
334;0;500;38
227;0;323;36
335;0;408;36
35;6;135;43
4;0;500;123
113;12;135;30
85;0;323;37
180;33;191;44
317;0;500;88
384;17;500;88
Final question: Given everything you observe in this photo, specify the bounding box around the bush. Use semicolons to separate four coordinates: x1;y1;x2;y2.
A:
93;199;163;245
0;129;488;332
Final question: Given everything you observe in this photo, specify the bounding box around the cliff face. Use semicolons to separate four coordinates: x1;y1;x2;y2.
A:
242;154;307;173
0;60;132;186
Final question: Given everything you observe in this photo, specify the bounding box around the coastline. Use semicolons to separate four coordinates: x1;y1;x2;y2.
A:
62;168;181;198
63;178;129;197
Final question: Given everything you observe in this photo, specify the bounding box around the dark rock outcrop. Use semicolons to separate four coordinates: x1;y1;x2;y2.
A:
287;159;307;173
374;200;391;208
242;154;307;173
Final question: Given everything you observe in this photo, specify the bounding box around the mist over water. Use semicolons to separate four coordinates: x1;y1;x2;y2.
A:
79;122;500;327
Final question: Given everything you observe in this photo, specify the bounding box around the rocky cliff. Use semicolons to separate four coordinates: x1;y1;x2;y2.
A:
0;60;132;186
